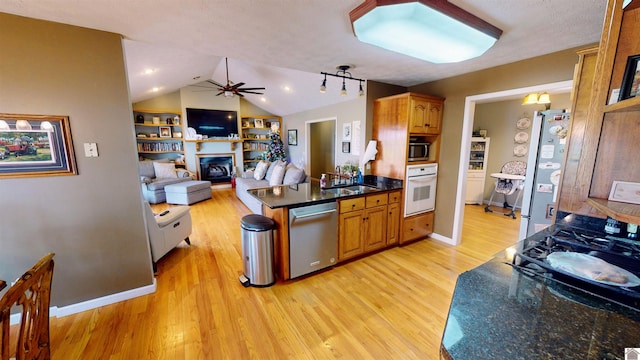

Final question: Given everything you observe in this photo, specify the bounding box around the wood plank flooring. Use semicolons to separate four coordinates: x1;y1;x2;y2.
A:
49;190;520;359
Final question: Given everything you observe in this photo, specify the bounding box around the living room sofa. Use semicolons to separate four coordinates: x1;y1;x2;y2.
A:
235;160;307;214
139;160;194;204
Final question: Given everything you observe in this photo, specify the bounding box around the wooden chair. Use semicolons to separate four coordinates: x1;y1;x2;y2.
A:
0;253;55;360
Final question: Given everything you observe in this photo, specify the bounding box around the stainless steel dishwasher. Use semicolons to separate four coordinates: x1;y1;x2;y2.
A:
288;201;338;278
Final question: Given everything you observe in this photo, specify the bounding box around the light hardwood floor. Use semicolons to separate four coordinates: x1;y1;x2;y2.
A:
49;190;520;359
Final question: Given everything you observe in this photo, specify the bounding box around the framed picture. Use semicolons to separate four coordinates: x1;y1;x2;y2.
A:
342;141;351;153
254;118;264;128
0;113;77;179
343;123;352;141
288;129;298;146
618;54;640;101
159;126;171;138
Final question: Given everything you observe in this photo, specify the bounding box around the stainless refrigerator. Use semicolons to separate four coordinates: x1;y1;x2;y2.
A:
518;110;570;239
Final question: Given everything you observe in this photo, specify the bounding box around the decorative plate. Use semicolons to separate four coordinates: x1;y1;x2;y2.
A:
514;131;529;144
550;170;561;185
513;144;528;157
516;117;531;129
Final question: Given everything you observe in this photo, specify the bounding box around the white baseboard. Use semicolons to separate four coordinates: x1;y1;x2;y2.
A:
430;232;456;245
10;279;156;325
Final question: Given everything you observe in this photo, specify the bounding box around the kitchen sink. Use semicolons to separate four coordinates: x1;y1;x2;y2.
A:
325;185;378;196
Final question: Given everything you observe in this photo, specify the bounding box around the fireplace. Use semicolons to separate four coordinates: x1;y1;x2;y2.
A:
197;154;235;184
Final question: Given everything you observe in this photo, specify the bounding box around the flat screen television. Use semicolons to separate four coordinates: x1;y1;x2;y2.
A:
185;108;238;138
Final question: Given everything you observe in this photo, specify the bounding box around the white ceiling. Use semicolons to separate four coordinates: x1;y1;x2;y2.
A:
0;1;606;116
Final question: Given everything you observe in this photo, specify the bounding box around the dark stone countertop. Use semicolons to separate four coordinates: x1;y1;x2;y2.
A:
247;175;403;209
441;224;640;360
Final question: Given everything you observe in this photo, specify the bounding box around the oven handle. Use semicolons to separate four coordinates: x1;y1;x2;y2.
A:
408;174;437;182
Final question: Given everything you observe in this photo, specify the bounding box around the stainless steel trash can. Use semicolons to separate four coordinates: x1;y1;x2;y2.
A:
240;214;276;287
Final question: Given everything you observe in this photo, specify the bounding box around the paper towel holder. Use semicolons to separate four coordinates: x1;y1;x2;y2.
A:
359;140;378;169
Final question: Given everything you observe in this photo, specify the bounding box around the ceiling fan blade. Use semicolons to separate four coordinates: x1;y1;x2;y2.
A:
237;92;245;97
231;82;245;89
207;79;225;88
239;87;266;91
215;91;224;96
239;90;264;95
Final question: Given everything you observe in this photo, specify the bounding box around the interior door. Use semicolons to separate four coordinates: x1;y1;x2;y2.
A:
309;120;335;179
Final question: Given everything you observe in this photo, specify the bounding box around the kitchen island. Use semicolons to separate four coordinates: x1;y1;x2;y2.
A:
440;223;640;360
247;176;403;280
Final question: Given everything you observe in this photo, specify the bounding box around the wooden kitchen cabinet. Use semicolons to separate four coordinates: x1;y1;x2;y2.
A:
386;190;402;246
372;92;444;180
372;92;443;245
409;97;443;135
339;209;366;260
338;192;394;261
556;0;640;225
402;211;434;243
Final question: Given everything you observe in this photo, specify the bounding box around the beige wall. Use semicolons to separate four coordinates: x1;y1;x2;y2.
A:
0;13;153;306
409;47;587;238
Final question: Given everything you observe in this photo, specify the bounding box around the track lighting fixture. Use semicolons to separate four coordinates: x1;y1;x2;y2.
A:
320;74;327;93
320;65;365;97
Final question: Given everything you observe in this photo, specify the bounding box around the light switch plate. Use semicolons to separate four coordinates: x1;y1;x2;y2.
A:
84;143;98;157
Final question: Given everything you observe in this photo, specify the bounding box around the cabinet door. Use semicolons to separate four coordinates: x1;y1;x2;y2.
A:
425;100;442;134
409;98;429;133
465;175;485;205
386;202;401;245
339;210;365;261
364;206;387;252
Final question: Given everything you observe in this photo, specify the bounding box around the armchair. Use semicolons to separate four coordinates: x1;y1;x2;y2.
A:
143;201;192;271
139;160;194;204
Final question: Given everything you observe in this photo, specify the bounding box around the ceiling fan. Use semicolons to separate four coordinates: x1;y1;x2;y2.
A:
198;58;265;98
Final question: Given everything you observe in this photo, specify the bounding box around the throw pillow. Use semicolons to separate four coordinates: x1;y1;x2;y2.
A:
254;160;270;180
282;165;306;185
138;161;156;178
269;163;287;186
153;162;178;179
265;159;287;181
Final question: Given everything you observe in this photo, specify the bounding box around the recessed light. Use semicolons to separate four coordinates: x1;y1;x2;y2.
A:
282;85;292;93
151;87;159;92
260;97;267;102
144;68;155;75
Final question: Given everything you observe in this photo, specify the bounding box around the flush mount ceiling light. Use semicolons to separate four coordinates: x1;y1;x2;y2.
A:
349;0;503;63
320;65;366;97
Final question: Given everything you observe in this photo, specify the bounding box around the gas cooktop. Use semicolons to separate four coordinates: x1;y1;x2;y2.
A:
511;225;640;309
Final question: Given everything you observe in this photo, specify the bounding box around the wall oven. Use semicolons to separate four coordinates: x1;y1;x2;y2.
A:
404;163;438;217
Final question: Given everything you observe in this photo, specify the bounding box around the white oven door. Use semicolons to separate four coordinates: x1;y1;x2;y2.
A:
404;174;437;217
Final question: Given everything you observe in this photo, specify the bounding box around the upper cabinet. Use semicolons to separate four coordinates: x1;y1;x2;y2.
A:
557;0;640;224
409;96;443;135
372;92;444;180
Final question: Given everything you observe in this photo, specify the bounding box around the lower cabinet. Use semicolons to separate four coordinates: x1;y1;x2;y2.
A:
339;192;399;261
402;211;434;243
386;190;402;245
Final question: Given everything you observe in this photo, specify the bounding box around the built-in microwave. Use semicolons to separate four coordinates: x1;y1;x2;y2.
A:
408;140;430;162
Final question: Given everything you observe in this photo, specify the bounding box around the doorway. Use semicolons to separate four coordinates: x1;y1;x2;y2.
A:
451;80;573;245
306;118;336;179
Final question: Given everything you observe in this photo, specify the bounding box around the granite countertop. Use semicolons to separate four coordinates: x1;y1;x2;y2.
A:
441;225;640;360
247;175;403;209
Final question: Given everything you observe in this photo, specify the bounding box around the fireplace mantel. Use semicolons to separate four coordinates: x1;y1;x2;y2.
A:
185;139;243;151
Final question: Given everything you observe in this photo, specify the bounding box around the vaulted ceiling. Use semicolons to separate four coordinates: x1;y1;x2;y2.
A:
0;1;606;115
